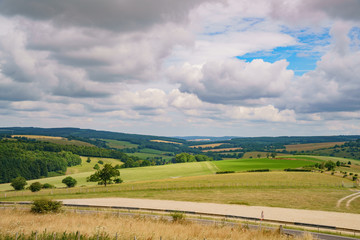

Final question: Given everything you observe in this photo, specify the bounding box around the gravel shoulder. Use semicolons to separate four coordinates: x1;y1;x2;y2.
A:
61;198;360;230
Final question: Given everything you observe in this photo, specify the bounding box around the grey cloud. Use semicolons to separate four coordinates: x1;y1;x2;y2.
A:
52;87;110;98
0;0;214;32
0;81;40;101
269;0;360;24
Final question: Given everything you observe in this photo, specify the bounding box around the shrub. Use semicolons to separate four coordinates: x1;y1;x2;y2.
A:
170;211;185;222
98;160;104;165
86;157;91;163
10;177;27;190
29;182;42;192
42;183;55;189
216;171;235;174
353;176;358;181
247;169;270;172
31;198;62;214
113;178;123;183
93;164;100;170
62;176;77;188
284;169;311;172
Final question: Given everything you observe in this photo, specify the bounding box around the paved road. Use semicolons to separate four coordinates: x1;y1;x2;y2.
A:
61;198;360;230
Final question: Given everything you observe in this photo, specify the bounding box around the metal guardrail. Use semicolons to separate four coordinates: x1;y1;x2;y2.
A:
1;201;359;235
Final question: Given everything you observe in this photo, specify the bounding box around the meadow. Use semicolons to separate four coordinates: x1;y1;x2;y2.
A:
1;155;359;214
103;139;138;149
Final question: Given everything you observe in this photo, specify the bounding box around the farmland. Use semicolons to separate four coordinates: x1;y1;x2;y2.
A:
0;155;359;214
11;135;93;147
150;140;183;145
203;147;243;152
103;139;138;149
283;142;346;152
189;143;229;148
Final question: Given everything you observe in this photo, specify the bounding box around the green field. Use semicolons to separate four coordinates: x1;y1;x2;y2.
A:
214;157;319;171
128;148;174;161
1;155;359;214
1;171;358;213
103;139;138;149
66;157;123;174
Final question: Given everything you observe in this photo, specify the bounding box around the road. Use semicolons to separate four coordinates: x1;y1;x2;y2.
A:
61;198;360;230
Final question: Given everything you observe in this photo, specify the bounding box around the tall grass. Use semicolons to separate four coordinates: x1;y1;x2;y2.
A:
0;209;312;240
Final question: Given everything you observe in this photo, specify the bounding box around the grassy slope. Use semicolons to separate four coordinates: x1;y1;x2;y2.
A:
1;155;359;213
103;139;138;149
1;172;357;213
214;157;319;171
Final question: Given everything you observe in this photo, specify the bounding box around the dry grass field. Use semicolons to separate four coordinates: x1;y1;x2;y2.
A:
150;140;183;145
11;135;94;146
284;142;345;152
0;209;313;240
203;147;243;152
190;143;229;148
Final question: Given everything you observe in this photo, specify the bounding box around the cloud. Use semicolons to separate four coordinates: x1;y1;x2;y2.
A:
281;21;360;114
0;0;217;32
169;58;293;104
269;0;360;25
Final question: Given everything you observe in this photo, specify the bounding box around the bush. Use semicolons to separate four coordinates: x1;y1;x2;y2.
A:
29;182;42;192
93;164;100;170
247;169;270;172
98;160;104;165
353;176;358;181
170;211;185;222
113;178;123;183
62;176;77;188
86;157;91;163
10;177;27;190
216;171;235;174
42;183;55;189
31;198;62;214
284;169;311;172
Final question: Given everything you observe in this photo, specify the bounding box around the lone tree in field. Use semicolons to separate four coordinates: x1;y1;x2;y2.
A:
11;176;27;190
62;176;77;188
87;163;121;187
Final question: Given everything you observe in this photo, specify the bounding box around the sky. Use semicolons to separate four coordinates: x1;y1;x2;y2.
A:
0;0;360;137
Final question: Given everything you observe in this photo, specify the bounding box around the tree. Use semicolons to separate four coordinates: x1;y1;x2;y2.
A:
29;182;42;192
86;157;91;163
11;177;27;190
325;160;336;171
271;152;277;158
87;163;121;187
62;176;77;188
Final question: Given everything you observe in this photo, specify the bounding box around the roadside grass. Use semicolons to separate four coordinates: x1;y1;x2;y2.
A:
103;139;138;149
0;209;310;240
11;135;93;146
1;172;358;214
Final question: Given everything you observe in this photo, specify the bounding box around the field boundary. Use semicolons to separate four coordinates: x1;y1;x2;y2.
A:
2;201;360;235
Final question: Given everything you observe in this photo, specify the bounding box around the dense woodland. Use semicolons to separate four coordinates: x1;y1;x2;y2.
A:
0;140;81;183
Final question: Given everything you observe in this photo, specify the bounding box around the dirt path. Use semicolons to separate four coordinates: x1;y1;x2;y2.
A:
61;198;360;230
337;191;360;208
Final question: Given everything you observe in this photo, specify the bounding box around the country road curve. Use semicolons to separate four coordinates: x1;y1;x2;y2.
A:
61;198;360;230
